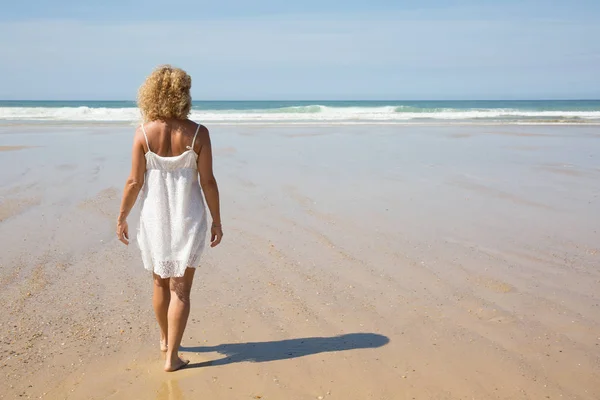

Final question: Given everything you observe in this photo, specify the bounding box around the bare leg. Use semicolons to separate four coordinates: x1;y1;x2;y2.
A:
165;267;195;372
152;273;170;352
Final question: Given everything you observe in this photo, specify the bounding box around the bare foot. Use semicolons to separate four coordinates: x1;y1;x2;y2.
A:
160;339;168;352
164;356;189;372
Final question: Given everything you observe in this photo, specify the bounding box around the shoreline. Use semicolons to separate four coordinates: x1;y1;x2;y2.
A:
2;120;600;128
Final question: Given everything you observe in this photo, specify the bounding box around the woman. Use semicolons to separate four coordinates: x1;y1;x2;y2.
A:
116;65;222;372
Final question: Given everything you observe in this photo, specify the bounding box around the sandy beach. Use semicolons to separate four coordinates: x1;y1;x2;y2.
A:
0;123;599;399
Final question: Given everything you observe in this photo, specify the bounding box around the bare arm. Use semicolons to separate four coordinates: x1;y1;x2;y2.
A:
196;125;223;247
117;129;146;245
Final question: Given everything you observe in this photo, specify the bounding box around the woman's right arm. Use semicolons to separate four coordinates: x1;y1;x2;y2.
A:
196;125;223;247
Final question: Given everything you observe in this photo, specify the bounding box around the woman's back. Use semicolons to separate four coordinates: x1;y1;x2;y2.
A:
141;119;201;157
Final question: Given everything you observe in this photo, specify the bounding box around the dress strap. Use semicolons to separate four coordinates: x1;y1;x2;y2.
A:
189;124;201;151
140;124;150;152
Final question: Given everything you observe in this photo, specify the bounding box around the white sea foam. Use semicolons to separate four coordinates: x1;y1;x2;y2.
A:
1;105;600;123
0;107;141;122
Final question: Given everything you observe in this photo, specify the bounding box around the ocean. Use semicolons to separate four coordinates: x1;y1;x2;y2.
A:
1;100;599;124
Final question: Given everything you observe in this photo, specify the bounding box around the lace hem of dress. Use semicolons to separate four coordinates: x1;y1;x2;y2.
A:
144;253;203;278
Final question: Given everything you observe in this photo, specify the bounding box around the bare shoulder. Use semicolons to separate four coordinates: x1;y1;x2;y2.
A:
129;126;148;154
193;123;211;143
133;125;145;143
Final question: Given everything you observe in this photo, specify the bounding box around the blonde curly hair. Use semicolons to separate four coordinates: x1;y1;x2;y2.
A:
137;65;192;122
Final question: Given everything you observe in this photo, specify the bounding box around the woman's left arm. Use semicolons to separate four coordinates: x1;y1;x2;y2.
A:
117;129;146;245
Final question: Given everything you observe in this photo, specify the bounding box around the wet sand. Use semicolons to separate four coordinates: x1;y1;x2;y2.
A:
0;124;599;399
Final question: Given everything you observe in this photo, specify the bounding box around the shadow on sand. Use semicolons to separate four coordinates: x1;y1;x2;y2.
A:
180;332;389;369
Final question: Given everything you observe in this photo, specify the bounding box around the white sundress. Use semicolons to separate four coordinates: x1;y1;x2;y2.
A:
137;123;208;278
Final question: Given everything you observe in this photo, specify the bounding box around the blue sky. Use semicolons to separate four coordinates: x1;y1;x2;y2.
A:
0;1;599;100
